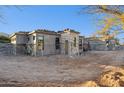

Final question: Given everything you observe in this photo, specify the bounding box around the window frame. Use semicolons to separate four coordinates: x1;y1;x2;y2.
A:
55;37;60;49
74;37;76;47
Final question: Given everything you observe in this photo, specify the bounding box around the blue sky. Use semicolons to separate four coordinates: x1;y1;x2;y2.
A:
0;5;123;43
0;5;97;37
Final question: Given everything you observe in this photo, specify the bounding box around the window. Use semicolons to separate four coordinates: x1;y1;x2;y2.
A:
74;37;76;47
27;37;30;41
55;37;60;49
33;36;35;40
37;36;44;50
79;39;82;49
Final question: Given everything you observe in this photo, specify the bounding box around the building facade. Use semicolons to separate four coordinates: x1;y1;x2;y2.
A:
10;32;29;55
10;29;84;56
85;37;107;51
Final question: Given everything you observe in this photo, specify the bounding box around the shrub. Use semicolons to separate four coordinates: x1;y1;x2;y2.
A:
0;35;10;43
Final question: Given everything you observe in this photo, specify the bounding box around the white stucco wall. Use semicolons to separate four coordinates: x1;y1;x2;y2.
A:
28;33;37;56
11;36;16;44
11;34;28;45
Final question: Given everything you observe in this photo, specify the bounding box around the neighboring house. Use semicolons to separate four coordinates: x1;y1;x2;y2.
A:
10;28;84;56
85;37;106;51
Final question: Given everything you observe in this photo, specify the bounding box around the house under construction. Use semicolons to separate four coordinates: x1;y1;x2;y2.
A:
10;28;84;56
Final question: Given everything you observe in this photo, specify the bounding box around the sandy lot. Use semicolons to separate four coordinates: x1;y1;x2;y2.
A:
0;51;124;87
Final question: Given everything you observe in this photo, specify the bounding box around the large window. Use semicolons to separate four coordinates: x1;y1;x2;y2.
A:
55;37;60;49
37;36;44;50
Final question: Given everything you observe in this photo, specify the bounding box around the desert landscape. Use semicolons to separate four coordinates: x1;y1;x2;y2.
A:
0;51;124;87
0;5;124;87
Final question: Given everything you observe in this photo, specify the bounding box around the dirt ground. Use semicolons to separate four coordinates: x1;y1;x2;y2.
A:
0;51;124;87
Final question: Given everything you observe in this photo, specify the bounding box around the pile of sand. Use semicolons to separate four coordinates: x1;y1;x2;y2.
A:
81;81;98;87
98;66;124;87
81;66;124;87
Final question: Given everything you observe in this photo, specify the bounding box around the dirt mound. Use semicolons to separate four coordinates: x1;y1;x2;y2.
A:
81;66;124;87
98;66;124;87
81;81;99;87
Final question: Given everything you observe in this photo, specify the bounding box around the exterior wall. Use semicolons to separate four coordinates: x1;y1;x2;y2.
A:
11;35;16;44
28;33;37;56
15;44;27;55
11;34;28;44
28;33;37;44
29;33;60;56
79;36;84;53
10;34;29;55
89;40;106;51
16;34;28;44
60;31;79;56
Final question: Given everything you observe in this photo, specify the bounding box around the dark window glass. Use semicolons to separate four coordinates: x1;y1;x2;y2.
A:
74;37;76;47
79;39;82;49
55;37;60;49
33;36;35;40
27;37;30;41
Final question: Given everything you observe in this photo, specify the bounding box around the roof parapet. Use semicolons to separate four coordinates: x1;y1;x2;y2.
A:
9;31;29;38
29;29;59;35
63;28;80;34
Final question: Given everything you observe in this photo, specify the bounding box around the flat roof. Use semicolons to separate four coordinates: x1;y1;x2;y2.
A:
9;31;29;38
10;28;81;38
29;29;59;36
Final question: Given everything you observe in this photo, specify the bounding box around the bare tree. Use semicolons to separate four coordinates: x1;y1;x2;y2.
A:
80;5;124;42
